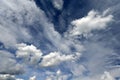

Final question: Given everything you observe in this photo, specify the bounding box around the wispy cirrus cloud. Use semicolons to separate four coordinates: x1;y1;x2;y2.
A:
51;0;64;10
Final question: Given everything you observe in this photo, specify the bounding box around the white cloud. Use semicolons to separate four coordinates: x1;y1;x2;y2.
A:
72;71;115;80
0;50;24;75
69;10;113;36
0;74;24;80
0;74;15;80
45;70;70;80
101;71;114;80
44;25;72;53
16;43;43;65
109;68;120;78
0;0;47;47
0;19;31;47
52;0;64;10
16;79;24;80
16;43;81;67
71;64;86;76
29;76;36;80
0;0;117;79
40;52;81;67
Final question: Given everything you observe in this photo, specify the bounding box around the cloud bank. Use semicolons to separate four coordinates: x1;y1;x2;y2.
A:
0;0;119;80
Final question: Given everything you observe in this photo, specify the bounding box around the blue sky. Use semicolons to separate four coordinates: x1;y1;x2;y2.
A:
0;0;120;80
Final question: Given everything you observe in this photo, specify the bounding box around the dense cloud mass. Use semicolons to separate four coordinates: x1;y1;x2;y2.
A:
16;43;43;65
69;10;113;36
0;50;24;75
0;0;120;80
40;52;80;67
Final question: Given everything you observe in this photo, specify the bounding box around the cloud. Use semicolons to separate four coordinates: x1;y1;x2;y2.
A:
62;10;116;80
16;43;43;65
72;71;115;80
0;74;24;80
45;70;70;80
71;64;86;76
82;41;116;75
40;52;79;67
29;76;36;80
44;25;84;54
69;10;113;36
16;43;81;67
0;0;47;47
0;0;118;79
101;71;114;80
0;74;16;80
0;50;24;75
52;0;64;10
0;19;31;47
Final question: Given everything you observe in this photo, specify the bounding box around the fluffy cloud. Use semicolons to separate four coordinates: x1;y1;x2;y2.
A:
16;43;81;67
0;50;24;75
0;0;118;79
69;10;113;36
40;52;81;67
16;43;43;65
0;74;24;80
0;74;16;80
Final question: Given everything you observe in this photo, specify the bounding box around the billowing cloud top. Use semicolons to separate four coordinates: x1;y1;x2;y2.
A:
69;10;113;36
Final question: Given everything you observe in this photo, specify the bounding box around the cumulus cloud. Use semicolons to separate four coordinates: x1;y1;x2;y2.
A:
0;0;118;79
16;43;81;67
69;10;113;36
0;74;24;80
0;74;16;80
0;0;82;71
16;43;43;65
40;52;81;67
0;50;24;75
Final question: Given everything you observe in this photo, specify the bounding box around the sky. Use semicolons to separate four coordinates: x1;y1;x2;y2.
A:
0;0;120;80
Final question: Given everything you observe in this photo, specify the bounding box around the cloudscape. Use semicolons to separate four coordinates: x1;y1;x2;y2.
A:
0;0;120;80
